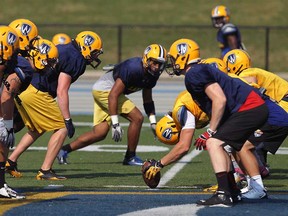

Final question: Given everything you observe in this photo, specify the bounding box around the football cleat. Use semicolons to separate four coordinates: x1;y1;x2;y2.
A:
5;160;23;178
123;155;143;166
36;169;67;180
57;150;69;165
203;184;218;192
241;187;268;199
0;184;25;199
196;191;233;207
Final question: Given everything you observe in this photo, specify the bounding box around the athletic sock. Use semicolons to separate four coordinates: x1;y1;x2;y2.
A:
0;162;6;187
216;171;231;195
125;150;135;159
62;144;72;153
251;174;264;189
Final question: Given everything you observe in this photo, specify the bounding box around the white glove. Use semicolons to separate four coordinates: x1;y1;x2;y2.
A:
112;123;124;142
149;115;157;138
0;118;8;142
4;120;15;148
111;115;124;142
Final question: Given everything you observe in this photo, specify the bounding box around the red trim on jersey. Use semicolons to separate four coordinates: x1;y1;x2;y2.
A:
238;91;265;112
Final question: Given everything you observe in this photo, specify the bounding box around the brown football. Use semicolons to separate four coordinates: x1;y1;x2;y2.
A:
141;161;161;189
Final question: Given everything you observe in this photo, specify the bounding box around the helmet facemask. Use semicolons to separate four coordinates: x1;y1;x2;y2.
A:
87;49;103;69
167;54;184;76
145;57;166;77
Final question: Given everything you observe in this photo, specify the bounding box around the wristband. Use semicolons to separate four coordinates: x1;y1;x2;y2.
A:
4;120;13;130
149;115;157;124
111;115;119;125
207;128;216;135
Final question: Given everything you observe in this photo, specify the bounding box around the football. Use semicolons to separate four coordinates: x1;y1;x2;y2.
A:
141;161;161;189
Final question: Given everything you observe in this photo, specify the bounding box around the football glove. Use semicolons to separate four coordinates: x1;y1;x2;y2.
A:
143;159;163;180
194;128;216;150
150;123;157;138
65;118;75;138
4;128;15;148
112;123;124;142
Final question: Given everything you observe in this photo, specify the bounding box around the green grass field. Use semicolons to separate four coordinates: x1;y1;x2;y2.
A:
6;115;288;193
1;0;288;71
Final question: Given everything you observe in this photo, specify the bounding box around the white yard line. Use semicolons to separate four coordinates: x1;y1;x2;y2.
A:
158;149;203;187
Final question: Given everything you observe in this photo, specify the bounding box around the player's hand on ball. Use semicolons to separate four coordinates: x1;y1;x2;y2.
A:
141;159;163;188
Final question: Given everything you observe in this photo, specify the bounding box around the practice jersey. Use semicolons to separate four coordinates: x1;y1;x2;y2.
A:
172;90;209;131
30;42;87;98
185;63;257;120
93;57;160;95
4;55;34;92
237;68;288;103
217;23;243;57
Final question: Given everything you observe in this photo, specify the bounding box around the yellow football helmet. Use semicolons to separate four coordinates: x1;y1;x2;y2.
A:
211;5;230;28
201;58;227;73
8;18;38;51
0;25;19;64
143;44;167;77
156;114;179;145
52;33;71;45
167;38;200;76
28;38;59;70
223;49;251;75
75;31;103;69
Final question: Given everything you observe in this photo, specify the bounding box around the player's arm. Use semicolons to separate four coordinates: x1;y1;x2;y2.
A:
205;82;226;131
108;78;125;116
160;128;195;166
1;73;21;120
108;78;125;142
57;72;72;120
57;72;76;138
226;34;238;49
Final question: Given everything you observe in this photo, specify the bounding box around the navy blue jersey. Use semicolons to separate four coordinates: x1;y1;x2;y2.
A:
31;42;86;98
217;23;242;57
112;57;160;95
4;55;34;92
265;99;288;127
185;63;254;119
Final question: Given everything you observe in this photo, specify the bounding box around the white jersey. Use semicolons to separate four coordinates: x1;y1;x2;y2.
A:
92;71;115;91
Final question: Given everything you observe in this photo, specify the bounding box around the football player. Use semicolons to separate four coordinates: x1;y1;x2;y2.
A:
0;25;35;199
58;44;167;166
8;18;39;57
223;49;288;180
52;33;72;45
6;31;103;180
211;5;245;58
164;38;268;206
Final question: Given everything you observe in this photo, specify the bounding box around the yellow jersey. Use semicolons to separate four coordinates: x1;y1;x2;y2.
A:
171;90;209;131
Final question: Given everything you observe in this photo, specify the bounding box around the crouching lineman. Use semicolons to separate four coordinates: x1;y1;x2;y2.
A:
0;25;34;199
58;44;167;166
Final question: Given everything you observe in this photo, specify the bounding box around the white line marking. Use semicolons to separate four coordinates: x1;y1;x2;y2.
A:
158;149;203;187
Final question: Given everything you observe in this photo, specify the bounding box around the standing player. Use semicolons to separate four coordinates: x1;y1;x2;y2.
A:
6;31;103;180
166;38;268;206
0;25;34;199
57;44;167;166
211;5;245;58
223;49;288;180
52;33;72;45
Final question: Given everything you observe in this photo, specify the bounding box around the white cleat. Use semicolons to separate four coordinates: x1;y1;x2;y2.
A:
0;184;26;199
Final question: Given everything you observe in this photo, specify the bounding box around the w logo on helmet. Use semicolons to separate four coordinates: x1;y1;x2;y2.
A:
21;24;32;36
84;35;95;46
227;54;236;64
7;32;17;45
162;128;173;140
144;46;151;55
177;43;188;55
39;43;51;54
